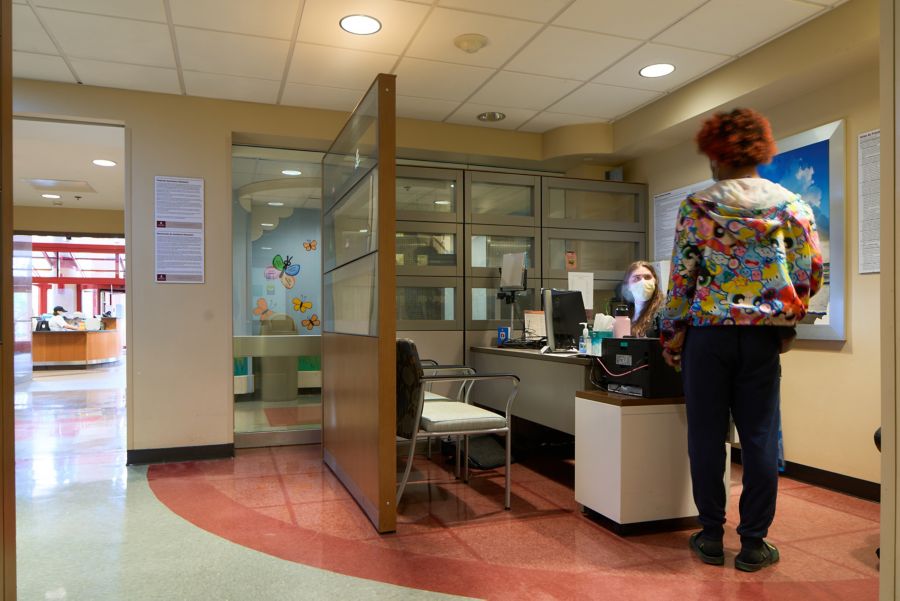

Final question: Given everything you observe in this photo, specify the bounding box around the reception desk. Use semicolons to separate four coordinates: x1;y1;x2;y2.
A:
33;330;121;368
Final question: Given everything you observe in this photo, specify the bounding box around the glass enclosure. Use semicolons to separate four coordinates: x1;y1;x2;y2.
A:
232;146;324;446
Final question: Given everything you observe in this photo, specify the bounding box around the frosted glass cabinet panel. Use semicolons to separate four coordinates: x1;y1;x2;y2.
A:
542;177;646;232
467;225;539;279
467;277;540;330
396;166;463;223
543;229;645;281
544;278;618;318
396;277;462;330
466;172;540;226
395;222;463;276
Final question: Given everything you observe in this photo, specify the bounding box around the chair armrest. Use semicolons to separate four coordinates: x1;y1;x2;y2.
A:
420;373;519;415
420;359;439;367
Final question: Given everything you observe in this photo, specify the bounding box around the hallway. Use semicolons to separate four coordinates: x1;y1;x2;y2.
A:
13;365;881;600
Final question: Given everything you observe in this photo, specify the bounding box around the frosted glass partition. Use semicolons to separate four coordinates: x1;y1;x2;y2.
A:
323;253;378;336
323;170;377;272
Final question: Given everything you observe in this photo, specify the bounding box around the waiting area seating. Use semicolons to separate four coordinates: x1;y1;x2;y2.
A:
395;339;519;508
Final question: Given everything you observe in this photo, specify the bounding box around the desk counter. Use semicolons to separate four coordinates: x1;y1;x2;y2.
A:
33;330;121;368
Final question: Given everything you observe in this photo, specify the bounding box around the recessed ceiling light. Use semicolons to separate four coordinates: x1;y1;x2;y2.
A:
454;33;488;54
92;159;117;167
261;247;272;250
639;63;675;78
477;111;506;122
261;223;275;227
267;202;285;207
434;200;451;206
340;14;381;35
42;194;61;199
358;229;369;233
281;169;302;176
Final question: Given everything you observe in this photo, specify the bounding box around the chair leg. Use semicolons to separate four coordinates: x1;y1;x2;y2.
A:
396;435;418;506
454;435;461;479
463;435;469;483
504;430;512;510
426;437;432;458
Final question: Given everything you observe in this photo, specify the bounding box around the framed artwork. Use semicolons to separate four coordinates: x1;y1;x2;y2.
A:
758;119;845;341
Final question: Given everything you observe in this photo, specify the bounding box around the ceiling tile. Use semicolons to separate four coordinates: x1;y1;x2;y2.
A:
37;9;175;67
287;43;397;89
553;0;706;40
13;5;57;54
297;0;430;55
406;8;541;69
469;71;580;110
518;112;601;133
506;27;641;81
393;57;493;101
654;0;823;56
13;52;76;83
184;71;281;104
176;27;290;80
70;58;181;94
446;103;537;130
33;0;166;22
170;0;301;40
593;43;730;92
281;83;364;112
548;83;661;119
397;95;460;121
437;0;570;23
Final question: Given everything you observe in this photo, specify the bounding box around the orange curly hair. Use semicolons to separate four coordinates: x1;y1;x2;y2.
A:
696;108;777;168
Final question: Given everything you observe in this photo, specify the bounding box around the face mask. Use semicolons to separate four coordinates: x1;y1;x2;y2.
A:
628;279;655;302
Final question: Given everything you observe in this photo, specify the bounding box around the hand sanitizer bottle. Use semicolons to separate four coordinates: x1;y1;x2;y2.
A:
579;322;589;354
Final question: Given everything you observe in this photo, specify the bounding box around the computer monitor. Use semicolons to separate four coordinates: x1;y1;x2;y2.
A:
542;289;587;351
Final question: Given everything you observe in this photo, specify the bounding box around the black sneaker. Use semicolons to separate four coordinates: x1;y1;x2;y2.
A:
689;531;725;566
735;540;780;572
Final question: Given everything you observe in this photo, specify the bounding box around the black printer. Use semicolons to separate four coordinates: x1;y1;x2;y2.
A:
597;337;683;398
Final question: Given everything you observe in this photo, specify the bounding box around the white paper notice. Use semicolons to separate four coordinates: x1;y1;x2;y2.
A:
858;130;880;274
154;176;205;283
568;272;594;311
652;180;714;261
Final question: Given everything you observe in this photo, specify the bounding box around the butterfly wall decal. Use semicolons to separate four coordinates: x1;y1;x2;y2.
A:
303;240;317;251
272;254;300;289
252;298;273;320
301;314;320;330
292;297;313;313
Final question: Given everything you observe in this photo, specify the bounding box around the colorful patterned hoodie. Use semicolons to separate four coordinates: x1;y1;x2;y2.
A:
659;178;824;354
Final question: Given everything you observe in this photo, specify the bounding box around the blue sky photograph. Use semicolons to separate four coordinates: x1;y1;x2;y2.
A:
758;138;830;234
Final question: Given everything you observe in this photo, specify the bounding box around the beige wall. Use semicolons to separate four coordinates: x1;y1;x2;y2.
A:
624;62;881;483
13;206;124;235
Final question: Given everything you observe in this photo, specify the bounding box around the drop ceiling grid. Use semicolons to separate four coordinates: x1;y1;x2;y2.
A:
11;0;841;132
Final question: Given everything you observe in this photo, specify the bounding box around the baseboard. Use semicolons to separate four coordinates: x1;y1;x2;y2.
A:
731;447;880;502
126;443;234;465
582;506;697;536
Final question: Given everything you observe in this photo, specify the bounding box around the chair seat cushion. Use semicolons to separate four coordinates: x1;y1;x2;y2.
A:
424;391;451;402
420;401;507;433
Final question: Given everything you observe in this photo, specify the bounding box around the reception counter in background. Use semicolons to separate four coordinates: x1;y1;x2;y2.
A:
33;330;121;368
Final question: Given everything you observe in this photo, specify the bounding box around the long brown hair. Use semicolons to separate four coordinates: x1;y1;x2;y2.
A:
622;260;664;337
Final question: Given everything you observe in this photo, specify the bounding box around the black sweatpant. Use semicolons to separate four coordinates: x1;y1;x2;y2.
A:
682;326;781;544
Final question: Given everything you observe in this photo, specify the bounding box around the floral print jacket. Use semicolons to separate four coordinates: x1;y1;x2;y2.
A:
659;178;824;354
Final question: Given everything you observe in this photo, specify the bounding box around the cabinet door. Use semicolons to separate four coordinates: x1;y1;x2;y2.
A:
543;228;645;281
466;277;540;330
467;224;540;279
542;177;646;232
395;222;463;277
396;276;462;330
396;165;463;223
544;278;619;317
466;171;540;227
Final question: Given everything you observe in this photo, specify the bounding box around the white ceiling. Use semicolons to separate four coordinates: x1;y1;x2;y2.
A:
13;119;124;210
12;0;844;132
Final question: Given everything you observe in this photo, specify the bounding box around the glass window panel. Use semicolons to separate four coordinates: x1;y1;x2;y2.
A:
471;285;537;322
323;170;377;271
397;286;455;321
548;238;639;273
546;187;638;222
395;231;456;268
324;253;378;336
397;177;455;215
471;235;534;269
471;182;534;217
322;85;378;211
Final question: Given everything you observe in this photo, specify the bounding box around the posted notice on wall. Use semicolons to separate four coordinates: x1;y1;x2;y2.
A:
154;176;205;283
652;179;713;261
858;129;880;274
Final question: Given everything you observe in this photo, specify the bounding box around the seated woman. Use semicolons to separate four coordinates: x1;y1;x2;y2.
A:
614;260;664;337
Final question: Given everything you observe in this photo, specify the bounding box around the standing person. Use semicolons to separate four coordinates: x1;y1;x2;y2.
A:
659;108;823;572
618;260;664;337
48;306;78;331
